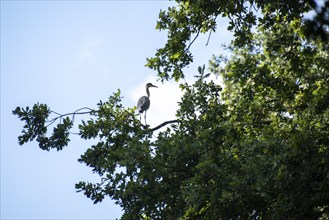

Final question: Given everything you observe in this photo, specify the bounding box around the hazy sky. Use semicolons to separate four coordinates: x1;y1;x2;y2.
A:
1;1;232;219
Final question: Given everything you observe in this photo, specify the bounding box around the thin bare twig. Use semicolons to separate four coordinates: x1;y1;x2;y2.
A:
47;107;95;127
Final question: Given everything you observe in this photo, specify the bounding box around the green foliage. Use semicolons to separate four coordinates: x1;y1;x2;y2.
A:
13;103;73;151
147;0;327;81
13;1;329;219
304;0;329;42
207;16;329;219
13;103;50;145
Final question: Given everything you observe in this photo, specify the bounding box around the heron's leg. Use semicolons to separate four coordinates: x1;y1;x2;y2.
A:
144;110;147;125
139;113;141;122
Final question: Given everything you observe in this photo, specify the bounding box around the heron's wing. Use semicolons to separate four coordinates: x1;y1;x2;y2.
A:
137;96;150;113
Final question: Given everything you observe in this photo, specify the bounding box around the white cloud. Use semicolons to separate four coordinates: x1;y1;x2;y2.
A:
78;35;104;65
79;49;96;63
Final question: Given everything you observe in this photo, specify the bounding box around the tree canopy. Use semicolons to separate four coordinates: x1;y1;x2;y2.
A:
146;0;328;81
13;0;329;219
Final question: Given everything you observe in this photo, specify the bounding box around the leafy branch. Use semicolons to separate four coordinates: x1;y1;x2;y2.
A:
49;107;179;133
13;103;79;151
13;101;179;150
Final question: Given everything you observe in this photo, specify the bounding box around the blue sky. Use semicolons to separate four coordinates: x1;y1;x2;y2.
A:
1;1;233;219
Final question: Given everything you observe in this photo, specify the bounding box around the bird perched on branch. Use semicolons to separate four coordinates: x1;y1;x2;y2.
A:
137;83;158;125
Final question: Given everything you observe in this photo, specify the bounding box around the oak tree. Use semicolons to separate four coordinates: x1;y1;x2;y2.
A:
14;0;329;219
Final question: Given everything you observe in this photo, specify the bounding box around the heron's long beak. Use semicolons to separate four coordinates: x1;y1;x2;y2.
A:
151;84;158;88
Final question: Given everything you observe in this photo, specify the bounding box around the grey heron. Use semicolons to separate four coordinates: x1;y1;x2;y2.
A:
137;83;158;124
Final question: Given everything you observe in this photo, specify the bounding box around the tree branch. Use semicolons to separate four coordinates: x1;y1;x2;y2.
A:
47;106;179;134
186;30;200;51
149;120;179;132
205;29;213;46
47;107;95;127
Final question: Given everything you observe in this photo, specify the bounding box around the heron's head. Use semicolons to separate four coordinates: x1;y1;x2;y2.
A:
146;83;158;89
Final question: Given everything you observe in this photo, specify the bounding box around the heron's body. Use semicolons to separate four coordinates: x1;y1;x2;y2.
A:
137;96;150;113
137;83;157;124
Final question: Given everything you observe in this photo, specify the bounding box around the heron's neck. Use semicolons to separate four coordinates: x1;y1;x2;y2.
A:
146;87;150;98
